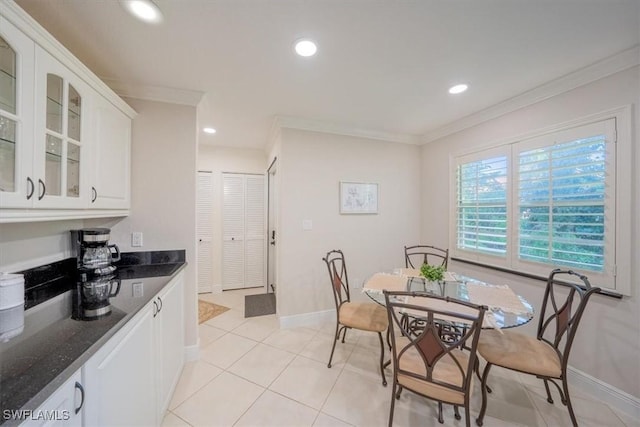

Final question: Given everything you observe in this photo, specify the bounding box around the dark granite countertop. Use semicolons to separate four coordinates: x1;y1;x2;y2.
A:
0;253;186;426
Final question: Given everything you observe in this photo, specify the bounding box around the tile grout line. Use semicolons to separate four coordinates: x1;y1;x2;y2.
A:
314;325;363;426
187;293;370;426
519;379;555;427
228;317;324;426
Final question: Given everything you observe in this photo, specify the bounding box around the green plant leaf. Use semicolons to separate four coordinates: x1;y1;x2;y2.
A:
420;263;445;282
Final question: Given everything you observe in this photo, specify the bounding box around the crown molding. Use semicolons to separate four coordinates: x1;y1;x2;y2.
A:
422;45;640;144
102;79;205;107
274;116;422;145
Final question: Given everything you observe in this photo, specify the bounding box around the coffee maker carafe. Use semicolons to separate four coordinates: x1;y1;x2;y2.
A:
73;228;121;275
71;228;121;320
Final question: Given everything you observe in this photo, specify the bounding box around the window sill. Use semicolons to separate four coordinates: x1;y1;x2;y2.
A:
450;257;623;299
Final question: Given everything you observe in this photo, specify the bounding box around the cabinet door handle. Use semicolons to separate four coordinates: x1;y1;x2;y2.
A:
26;177;35;200
153;300;159;317
38;179;46;200
91;186;97;203
74;382;85;414
157;296;163;313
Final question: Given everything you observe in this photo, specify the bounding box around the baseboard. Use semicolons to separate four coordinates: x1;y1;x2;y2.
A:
211;284;222;294
184;341;200;362
279;309;335;329
568;366;640;419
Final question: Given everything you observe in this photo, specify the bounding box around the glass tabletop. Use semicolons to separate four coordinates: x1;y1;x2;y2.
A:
363;272;534;329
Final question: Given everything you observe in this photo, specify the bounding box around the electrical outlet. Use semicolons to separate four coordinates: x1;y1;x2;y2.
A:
132;232;143;247
132;282;144;298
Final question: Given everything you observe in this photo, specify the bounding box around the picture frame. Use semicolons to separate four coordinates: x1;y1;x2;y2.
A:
339;181;378;214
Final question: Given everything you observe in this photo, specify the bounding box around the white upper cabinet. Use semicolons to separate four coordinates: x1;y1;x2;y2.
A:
0;15;35;208
0;1;135;221
90;94;131;209
33;45;90;209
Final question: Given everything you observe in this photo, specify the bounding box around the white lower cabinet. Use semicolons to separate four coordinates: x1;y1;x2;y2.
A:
82;272;185;426
82;305;156;426
156;275;185;415
23;370;84;427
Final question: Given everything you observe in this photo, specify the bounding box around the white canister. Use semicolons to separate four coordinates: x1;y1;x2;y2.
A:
0;304;24;342
0;272;25;310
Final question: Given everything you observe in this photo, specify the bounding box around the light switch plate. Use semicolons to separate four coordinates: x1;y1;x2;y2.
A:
302;220;313;230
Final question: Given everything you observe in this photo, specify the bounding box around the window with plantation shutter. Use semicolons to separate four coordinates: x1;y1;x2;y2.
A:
450;112;629;294
456;155;508;257
512;119;616;287
517;136;607;271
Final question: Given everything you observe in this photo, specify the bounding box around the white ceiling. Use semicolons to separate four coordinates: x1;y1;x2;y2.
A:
15;0;640;150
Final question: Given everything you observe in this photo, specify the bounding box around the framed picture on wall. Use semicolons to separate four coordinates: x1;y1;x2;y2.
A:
339;181;378;214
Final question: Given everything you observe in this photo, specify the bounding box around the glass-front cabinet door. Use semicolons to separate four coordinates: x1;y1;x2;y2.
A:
34;45;88;208
0;16;35;209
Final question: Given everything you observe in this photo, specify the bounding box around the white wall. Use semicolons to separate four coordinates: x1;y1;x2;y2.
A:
420;67;640;398
197;146;267;291
91;98;199;350
277;128;422;318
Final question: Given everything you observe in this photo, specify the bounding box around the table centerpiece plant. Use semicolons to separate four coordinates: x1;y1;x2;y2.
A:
420;263;445;283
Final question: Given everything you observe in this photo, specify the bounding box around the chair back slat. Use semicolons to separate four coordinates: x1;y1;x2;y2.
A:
332;271;343;299
537;269;600;363
323;250;351;307
416;323;446;369
404;245;449;269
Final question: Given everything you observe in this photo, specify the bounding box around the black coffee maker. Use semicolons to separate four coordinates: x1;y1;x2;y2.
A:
72;228;121;276
71;228;121;320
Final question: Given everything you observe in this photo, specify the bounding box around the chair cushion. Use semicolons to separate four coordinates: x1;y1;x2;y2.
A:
478;329;562;378
394;337;470;405
339;302;388;332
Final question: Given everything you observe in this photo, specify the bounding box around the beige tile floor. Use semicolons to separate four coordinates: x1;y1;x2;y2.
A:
163;288;639;427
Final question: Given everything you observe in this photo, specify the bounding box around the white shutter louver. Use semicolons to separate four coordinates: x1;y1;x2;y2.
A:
456;156;508;256
518;135;608;272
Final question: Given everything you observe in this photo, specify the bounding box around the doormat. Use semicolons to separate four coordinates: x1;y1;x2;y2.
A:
245;293;276;318
198;300;230;324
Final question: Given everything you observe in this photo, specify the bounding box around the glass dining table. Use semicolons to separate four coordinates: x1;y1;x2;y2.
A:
363;270;535;329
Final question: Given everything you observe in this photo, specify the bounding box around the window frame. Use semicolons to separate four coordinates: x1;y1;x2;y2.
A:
449;106;632;295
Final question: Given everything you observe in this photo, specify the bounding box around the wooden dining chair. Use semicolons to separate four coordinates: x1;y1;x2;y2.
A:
384;290;486;427
476;269;601;427
322;249;388;386
404;245;449;269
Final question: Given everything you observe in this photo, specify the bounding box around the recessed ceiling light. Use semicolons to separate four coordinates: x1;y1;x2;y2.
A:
120;0;163;24
294;39;317;57
448;84;468;94
203;127;217;134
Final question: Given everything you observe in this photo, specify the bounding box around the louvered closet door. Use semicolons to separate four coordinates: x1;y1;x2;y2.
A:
245;176;265;288
197;172;213;293
222;174;245;290
222;173;266;290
